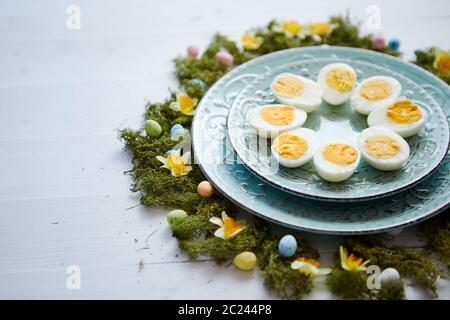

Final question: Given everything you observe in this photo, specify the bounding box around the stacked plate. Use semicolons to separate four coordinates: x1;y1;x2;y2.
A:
192;46;450;234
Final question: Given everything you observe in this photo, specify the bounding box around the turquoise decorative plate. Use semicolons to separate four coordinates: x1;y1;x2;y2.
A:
192;46;450;234
227;57;449;201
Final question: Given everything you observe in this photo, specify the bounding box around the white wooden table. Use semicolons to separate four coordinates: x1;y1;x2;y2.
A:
0;0;449;299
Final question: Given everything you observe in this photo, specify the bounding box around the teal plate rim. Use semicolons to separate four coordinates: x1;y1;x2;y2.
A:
192;46;450;234
226;56;449;202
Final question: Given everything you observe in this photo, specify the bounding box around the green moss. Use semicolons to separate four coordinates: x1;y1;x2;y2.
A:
258;235;318;299
326;269;369;300
423;213;450;269
413;48;450;84
378;280;405;300
344;237;443;296
179;223;268;261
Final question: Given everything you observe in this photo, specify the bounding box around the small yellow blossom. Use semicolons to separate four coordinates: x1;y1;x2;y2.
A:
273;20;304;38
240;32;263;50
291;257;331;276
156;150;192;177
210;211;246;240
340;246;370;272
433;50;450;77
308;22;335;37
170;94;198;115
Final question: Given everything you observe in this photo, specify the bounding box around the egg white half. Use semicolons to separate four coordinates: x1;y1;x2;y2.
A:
367;97;427;138
313;141;361;182
317;63;357;105
357;127;410;171
271;73;323;113
351;76;402;115
246;104;307;138
271;128;321;168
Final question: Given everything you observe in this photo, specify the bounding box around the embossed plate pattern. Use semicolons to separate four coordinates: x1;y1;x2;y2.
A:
192;46;450;234
227;57;449;201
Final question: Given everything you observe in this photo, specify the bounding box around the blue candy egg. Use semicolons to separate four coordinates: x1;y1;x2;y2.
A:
190;78;207;90
388;38;400;51
278;235;297;257
170;124;185;141
164;149;177;156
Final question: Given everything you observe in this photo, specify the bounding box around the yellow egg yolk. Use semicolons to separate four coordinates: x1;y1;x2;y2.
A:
179;95;196;114
272;134;308;159
360;80;392;101
325;68;356;92
323;144;358;165
365;135;400;159
272;76;304;98
260;106;295;125
387;99;422;124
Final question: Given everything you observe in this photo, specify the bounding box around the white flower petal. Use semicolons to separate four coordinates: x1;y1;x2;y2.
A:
156;156;167;164
214;227;225;239
182;152;191;163
209;217;223;227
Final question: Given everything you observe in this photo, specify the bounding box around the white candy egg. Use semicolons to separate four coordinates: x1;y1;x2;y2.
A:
381;268;401;283
367;97;427;138
351;76;402;115
271;73;323;113
313;141;361;182
247;104;307;138
271;128;320;168
357;127;410;171
317;63;357;105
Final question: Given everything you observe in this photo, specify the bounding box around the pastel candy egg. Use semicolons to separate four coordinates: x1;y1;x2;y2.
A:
381;268;400;282
190;78;207;90
170;124;185;141
197;181;214;198
388;38;400;51
144;119;162;137
167;209;188;226
372;35;386;50
233;251;257;271
216;51;234;66
164;149;177;156
187;45;199;59
278;235;297;257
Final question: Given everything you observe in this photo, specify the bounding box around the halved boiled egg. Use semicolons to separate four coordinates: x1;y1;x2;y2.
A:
357;127;410;171
271;73;323;113
313;142;361;182
351;76;401;115
271;128;320;168
317;63;357;105
246;104;307;138
367;97;427;138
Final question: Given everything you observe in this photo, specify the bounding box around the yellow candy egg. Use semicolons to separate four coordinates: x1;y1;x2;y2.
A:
233;251;257;271
197;181;214;198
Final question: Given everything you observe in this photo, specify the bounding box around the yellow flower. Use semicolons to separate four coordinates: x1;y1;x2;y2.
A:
273;20;304;38
210;211;246;240
156;150;192;177
433;50;450;77
340;246;370;272
308;22;335;37
291;257;331;276
240;32;263;50
170;94;198;115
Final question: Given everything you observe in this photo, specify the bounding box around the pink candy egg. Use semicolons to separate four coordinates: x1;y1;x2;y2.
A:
187;45;199;59
216;51;234;66
372;35;385;50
